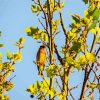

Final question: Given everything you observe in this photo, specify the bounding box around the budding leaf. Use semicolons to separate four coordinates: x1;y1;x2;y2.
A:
6;50;12;60
19;37;25;44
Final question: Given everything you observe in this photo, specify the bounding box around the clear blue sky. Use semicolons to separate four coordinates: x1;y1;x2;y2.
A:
0;0;99;100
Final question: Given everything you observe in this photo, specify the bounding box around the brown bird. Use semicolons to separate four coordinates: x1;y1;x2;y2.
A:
36;45;46;75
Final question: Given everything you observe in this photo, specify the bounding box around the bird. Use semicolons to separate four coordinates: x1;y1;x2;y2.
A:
36;45;46;75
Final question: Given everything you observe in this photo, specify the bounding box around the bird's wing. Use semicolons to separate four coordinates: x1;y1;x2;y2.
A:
39;50;46;66
36;49;40;70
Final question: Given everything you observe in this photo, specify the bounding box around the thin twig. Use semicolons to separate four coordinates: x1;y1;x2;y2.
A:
59;11;67;37
70;83;81;91
38;18;47;31
55;78;62;90
54;44;63;65
9;75;16;82
88;65;99;81
79;34;97;100
68;87;75;100
38;0;49;36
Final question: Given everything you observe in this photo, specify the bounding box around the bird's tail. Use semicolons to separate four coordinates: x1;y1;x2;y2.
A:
38;71;43;76
37;65;44;76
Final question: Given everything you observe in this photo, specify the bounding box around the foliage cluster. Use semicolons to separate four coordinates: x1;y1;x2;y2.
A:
25;0;100;100
0;36;24;100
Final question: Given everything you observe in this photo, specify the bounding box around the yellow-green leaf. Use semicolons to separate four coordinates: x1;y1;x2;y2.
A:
19;37;25;44
86;52;96;63
6;50;12;60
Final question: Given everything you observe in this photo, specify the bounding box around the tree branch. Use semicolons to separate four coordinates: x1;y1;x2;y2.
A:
68;87;75;100
38;0;49;36
54;44;63;65
59;11;67;38
80;34;97;100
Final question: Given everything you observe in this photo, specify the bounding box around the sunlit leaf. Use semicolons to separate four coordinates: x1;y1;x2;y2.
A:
25;27;48;41
19;37;25;44
88;20;98;30
90;8;100;20
46;65;59;78
49;88;56;99
13;52;22;62
66;57;74;66
58;90;66;100
87;83;97;89
86;52;96;63
31;5;40;13
74;61;81;71
96;36;100;44
25;27;39;36
60;0;65;8
90;26;100;35
78;55;87;65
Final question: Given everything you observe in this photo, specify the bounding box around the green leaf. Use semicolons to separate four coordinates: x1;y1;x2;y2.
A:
37;95;43;100
25;27;39;37
89;8;100;20
69;23;82;33
71;14;81;24
74;61;81;71
96;36;100;44
26;84;35;95
78;55;87;65
93;9;100;20
6;50;12;60
19;37;25;44
60;0;65;8
88;8;100;30
49;88;56;99
25;27;48;41
0;44;4;47
36;81;41;90
88;20;98;30
66;57;74;66
70;42;81;53
31;5;40;13
46;65;59;78
55;19;60;26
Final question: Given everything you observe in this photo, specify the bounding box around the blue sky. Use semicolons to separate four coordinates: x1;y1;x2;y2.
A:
0;0;99;100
